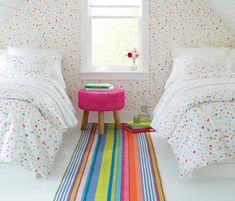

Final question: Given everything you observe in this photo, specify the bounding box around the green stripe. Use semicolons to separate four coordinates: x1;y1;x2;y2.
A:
95;124;115;201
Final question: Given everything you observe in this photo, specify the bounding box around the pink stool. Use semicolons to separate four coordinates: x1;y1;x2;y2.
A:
78;88;125;135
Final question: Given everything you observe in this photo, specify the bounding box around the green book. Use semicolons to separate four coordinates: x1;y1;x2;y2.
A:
85;83;113;89
130;120;152;127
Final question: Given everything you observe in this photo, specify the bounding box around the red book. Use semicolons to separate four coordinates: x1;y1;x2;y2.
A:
123;123;155;133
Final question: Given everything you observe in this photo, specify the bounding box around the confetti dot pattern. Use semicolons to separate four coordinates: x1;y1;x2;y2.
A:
0;83;68;178
152;81;235;177
0;0;233;112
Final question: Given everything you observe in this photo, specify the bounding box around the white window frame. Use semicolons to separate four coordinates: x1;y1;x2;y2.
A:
80;0;149;80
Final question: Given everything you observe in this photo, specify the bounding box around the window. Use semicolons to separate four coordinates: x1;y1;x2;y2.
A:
81;0;149;74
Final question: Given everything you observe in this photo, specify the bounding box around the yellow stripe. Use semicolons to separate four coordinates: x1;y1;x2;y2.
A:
95;124;115;201
146;134;165;201
69;125;96;201
111;128;119;201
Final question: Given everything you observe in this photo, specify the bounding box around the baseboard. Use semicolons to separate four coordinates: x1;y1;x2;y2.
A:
76;111;135;123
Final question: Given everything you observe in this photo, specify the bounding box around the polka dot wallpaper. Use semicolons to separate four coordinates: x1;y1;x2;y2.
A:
0;0;234;113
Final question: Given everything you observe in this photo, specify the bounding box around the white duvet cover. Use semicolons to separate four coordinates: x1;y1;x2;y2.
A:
151;78;235;178
0;78;77;178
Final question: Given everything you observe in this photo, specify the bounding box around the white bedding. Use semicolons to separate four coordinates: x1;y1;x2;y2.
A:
151;78;235;177
0;78;77;178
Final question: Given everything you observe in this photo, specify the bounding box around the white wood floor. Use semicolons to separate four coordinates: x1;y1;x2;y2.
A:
152;134;235;201
0;124;234;201
0;125;80;201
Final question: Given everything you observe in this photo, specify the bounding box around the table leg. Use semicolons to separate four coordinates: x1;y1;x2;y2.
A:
98;112;104;135
81;110;89;131
113;111;121;129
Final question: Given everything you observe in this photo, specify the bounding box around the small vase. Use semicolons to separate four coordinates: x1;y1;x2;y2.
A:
131;62;138;71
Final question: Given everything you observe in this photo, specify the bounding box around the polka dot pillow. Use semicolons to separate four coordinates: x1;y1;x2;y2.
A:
166;57;232;88
0;55;56;80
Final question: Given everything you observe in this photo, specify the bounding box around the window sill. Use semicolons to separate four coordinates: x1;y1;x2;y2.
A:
80;71;149;80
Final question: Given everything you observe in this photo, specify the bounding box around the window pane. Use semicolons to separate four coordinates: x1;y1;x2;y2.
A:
90;0;140;6
91;7;140;17
92;19;139;69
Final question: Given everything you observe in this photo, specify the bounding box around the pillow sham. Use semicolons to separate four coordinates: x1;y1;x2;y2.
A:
230;49;235;73
0;55;54;80
165;57;232;88
7;47;66;88
171;47;229;60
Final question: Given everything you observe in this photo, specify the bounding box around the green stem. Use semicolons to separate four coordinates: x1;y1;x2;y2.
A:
133;58;136;64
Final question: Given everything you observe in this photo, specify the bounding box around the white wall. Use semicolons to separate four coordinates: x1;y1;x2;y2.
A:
0;0;22;22
207;0;235;33
0;0;234;113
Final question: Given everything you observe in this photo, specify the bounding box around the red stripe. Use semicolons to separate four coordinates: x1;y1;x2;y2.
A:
128;132;138;201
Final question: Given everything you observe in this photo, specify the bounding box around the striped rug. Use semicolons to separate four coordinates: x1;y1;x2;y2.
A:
54;123;165;201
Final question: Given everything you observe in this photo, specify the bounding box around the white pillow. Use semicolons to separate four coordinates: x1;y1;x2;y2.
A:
230;49;235;73
0;55;54;80
171;47;229;60
7;47;66;88
166;57;232;88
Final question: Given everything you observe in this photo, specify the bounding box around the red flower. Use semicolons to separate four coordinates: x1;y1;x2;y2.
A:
127;52;133;58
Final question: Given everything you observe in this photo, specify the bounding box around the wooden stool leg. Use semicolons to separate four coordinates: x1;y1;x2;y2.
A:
81;110;89;131
113;111;121;129
98;112;104;135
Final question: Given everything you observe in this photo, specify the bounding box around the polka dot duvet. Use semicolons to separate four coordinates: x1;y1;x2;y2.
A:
0;78;77;178
151;78;235;178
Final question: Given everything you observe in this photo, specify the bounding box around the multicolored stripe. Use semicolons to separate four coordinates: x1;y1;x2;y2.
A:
54;123;165;201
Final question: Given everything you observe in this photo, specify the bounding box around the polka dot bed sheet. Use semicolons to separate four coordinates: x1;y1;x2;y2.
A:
151;78;235;178
0;78;77;178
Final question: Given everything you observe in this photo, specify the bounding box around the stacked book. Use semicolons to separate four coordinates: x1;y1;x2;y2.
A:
85;83;113;91
124;120;155;133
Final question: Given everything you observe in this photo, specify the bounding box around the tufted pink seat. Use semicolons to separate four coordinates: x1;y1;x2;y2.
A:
78;88;125;134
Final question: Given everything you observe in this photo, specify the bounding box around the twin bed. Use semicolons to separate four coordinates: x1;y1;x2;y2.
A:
152;47;235;178
0;47;77;178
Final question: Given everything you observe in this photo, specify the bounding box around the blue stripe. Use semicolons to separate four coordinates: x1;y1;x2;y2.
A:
62;124;92;200
54;124;93;201
138;133;158;201
146;134;160;201
82;124;108;201
140;134;153;201
115;125;123;201
107;125;117;200
57;124;93;200
138;134;149;201
142;134;157;201
146;134;159;201
142;134;158;201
